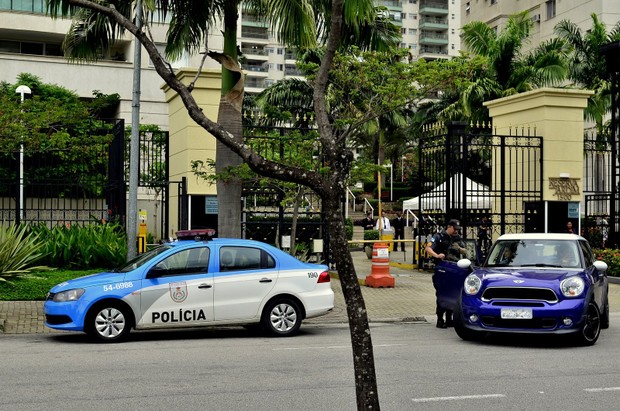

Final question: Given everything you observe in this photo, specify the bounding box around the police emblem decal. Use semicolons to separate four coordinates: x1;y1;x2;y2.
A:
170;281;188;303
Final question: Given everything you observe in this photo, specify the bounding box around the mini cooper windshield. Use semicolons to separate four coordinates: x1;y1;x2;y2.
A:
485;240;582;269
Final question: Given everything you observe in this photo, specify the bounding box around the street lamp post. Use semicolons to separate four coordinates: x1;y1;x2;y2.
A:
15;85;31;223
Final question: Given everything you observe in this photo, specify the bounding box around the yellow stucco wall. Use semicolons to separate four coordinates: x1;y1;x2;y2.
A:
162;68;222;236
484;88;593;203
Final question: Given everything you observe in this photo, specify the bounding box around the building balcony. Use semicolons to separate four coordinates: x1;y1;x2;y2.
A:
419;17;448;30
378;0;403;10
240;45;268;57
419;46;449;59
241;14;268;27
419;1;449;16
419;32;448;46
242;63;268;73
241;27;269;40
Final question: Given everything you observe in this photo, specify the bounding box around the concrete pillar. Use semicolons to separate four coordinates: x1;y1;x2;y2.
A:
162;68;222;236
484;88;593;233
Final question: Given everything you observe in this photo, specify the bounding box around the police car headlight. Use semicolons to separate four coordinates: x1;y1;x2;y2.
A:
53;288;85;302
560;277;585;297
464;274;481;295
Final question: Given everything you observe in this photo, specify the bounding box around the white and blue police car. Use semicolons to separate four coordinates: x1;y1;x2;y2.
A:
44;229;334;342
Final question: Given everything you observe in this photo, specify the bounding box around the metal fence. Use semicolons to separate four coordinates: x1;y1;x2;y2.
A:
0;119;125;227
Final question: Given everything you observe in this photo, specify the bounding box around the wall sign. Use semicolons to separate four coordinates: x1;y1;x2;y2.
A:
549;178;580;200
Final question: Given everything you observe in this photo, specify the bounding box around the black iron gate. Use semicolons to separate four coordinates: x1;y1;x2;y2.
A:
416;121;543;243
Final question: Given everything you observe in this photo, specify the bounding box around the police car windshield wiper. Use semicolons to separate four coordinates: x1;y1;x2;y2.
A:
520;263;562;268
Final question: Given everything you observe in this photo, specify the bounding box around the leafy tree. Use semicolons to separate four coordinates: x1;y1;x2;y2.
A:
555;13;620;137
47;1;401;408
0;73;120;198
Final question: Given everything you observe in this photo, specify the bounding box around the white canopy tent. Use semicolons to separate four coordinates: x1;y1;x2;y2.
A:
402;173;491;211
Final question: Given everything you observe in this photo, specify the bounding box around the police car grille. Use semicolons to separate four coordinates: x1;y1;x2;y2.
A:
481;287;558;303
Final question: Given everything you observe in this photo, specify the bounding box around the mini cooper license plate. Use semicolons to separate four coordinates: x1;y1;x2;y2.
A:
500;308;533;319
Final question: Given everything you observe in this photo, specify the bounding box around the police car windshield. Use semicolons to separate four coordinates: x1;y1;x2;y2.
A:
114;245;172;273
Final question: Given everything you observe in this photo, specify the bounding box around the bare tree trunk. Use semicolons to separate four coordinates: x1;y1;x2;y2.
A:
289;186;304;256
323;194;380;409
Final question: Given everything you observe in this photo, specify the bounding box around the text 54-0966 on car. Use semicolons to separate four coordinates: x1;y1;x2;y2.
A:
435;233;609;346
44;230;334;342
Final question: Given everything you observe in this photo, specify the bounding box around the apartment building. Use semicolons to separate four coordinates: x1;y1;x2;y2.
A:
462;0;620;52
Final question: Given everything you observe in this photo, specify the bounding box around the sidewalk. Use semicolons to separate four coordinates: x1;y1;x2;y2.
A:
0;249;435;334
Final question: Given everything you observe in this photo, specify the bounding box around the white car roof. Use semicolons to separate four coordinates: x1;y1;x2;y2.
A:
497;233;584;241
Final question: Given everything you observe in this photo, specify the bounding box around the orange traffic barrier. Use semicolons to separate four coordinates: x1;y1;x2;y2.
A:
365;242;395;288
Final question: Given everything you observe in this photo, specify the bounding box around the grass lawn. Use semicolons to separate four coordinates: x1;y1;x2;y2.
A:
0;269;102;301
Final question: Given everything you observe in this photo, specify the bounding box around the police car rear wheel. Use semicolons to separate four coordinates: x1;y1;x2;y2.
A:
86;303;132;342
262;299;301;337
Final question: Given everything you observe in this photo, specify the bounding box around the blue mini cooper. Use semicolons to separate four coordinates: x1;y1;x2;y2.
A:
435;233;609;345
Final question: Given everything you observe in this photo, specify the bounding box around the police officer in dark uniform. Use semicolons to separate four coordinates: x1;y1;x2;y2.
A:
425;219;462;328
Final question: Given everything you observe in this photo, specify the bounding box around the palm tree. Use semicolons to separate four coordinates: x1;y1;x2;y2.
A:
460;11;567;122
555;13;620;135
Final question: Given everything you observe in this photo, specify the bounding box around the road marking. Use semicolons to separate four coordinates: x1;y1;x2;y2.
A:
412;394;506;403
585;387;620;393
272;343;407;351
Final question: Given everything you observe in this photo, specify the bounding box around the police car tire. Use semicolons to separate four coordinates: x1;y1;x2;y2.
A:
261;298;302;337
85;301;133;343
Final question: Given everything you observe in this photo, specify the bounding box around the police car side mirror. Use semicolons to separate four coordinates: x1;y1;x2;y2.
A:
146;266;167;279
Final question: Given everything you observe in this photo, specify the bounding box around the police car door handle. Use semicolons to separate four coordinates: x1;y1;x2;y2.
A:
198;284;212;289
259;278;272;283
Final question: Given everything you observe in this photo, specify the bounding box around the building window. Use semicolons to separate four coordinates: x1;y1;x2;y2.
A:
546;0;556;19
267;48;274;54
491;0;497;4
401;28;407;34
409;0;417;4
277;48;283;55
452;14;455;19
277;64;283;71
0;0;45;13
409;44;417;50
451;44;455;50
409;28;417;35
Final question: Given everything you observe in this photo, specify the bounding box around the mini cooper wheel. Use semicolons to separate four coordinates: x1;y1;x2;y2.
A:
262;299;302;337
576;302;601;346
86;302;132;342
600;299;610;330
453;299;483;342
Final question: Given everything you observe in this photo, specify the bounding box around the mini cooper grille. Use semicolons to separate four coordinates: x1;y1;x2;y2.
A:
481;287;558;302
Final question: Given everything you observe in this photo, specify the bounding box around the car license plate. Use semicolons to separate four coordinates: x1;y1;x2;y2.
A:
500;308;533;319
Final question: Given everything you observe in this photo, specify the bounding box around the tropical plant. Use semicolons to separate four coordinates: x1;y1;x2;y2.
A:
31;223;127;269
0;224;49;281
555;13;620;137
458;11;567;123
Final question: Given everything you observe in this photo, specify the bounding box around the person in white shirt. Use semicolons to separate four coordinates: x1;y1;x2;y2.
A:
375;211;391;230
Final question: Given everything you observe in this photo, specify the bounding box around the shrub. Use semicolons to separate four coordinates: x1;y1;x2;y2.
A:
31;223;127;269
364;230;380;241
345;218;353;241
0;224;49;281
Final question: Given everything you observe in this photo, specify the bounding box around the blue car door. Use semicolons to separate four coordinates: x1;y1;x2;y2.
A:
434;261;470;311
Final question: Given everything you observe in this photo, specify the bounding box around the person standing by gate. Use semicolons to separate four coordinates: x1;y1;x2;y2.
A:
391;211;406;251
425;219;461;328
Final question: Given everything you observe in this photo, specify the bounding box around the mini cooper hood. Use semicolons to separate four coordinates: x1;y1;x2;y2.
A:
51;271;124;291
474;267;583;284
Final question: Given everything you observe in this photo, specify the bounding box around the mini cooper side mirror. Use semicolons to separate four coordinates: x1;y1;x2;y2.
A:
593;260;608;272
457;258;472;269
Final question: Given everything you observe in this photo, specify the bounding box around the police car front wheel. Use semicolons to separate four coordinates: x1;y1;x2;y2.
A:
86;302;133;342
262;299;302;337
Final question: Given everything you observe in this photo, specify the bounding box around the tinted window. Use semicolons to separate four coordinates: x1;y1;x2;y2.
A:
220;247;275;271
153;247;210;276
579;240;594;266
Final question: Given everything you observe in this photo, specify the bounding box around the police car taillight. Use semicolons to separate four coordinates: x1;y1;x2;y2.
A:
176;228;216;241
317;271;330;283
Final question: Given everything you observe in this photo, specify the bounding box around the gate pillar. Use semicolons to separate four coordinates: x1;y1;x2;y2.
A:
485;88;593;233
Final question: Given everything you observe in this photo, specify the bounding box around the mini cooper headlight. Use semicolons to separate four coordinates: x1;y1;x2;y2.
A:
52;288;85;302
560;277;585;297
464;274;482;295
